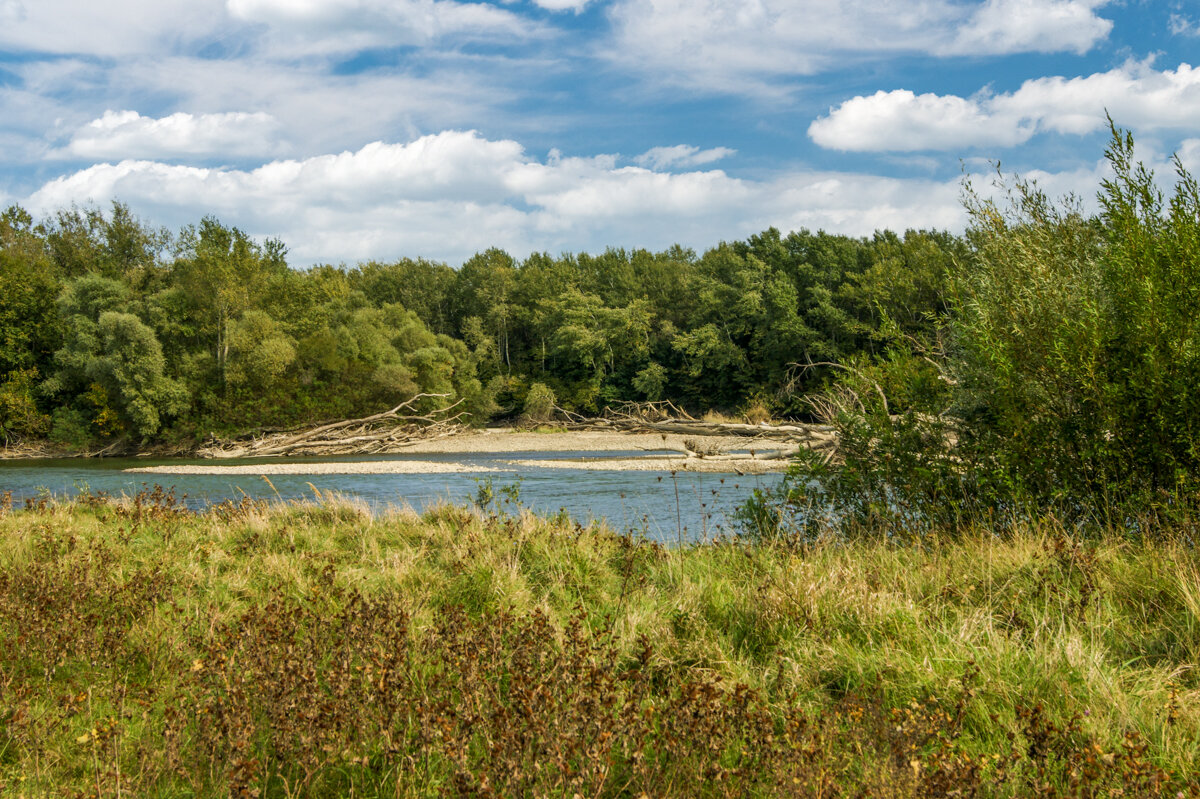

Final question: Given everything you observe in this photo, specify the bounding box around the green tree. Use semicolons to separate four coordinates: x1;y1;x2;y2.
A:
0;206;60;380
0;368;50;442
90;312;188;437
226;311;298;391
45;278;187;439
171;218;288;391
452;249;517;374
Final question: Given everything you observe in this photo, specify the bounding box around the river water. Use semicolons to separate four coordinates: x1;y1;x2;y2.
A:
0;450;782;543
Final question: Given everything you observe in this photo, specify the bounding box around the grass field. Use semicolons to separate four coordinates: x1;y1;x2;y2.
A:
1;487;1198;796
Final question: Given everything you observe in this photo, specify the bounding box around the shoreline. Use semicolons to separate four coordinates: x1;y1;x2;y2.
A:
11;428;796;474
124;454;787;476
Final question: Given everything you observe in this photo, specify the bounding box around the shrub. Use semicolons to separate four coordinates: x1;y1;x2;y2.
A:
521;381;557;424
951;125;1200;507
0;368;49;441
790;125;1200;527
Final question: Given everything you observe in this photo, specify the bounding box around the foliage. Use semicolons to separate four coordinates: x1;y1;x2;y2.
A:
951;126;1200;508
0;497;1196;795
521;381;557;424
792;126;1200;525
0;196;966;448
0;368;49;442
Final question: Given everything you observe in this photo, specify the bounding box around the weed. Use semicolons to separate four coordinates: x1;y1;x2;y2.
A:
0;498;1196;795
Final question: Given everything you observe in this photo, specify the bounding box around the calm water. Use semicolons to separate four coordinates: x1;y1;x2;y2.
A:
0;450;781;543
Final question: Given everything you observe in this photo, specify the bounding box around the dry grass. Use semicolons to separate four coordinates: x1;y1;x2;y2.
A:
0;489;1197;796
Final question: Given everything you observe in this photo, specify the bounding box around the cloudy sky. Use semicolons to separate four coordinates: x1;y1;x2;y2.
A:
1;0;1197;265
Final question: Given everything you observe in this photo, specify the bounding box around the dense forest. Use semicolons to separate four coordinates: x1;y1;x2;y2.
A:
0;200;959;449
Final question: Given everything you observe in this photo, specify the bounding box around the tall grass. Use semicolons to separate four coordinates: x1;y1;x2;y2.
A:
0;490;1197;795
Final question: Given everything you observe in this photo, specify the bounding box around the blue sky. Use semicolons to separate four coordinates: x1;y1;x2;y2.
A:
1;0;1197;265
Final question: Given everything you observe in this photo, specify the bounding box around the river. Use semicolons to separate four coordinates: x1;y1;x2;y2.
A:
0;449;783;543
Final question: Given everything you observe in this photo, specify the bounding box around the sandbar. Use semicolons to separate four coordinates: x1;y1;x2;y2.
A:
125;461;503;476
124;429;797;475
506;457;786;474
395;428;787;455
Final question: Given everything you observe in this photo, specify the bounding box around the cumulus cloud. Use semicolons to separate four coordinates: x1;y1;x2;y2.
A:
530;0;593;12
947;0;1112;56
226;0;537;52
608;0;1113;93
810;62;1200;152
60;110;282;161
25;130;970;265
1179;139;1200;172
0;0;24;23
633;145;736;170
6;53;522;167
0;0;535;60
809;90;1034;151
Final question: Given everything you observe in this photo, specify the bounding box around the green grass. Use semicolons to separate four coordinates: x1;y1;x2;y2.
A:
0;489;1197;796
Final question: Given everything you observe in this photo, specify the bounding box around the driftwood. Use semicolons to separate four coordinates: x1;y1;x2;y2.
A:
197;396;842;461
543;400;839;457
198;394;468;459
0;441;55;460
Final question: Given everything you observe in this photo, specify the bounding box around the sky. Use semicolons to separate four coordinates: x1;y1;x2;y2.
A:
0;0;1198;265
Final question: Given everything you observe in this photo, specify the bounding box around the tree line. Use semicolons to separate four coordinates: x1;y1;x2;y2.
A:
0;203;961;450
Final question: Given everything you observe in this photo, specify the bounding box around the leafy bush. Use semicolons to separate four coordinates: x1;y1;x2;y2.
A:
0;368;49;441
521;381;557;424
48;406;94;449
791;126;1200;527
952;125;1200;508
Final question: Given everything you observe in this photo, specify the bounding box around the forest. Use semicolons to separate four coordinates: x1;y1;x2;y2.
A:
0;195;957;447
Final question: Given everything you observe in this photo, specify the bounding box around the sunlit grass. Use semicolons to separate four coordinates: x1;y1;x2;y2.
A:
0;490;1197;795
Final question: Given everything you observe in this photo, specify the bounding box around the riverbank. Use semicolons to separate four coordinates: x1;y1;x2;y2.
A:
125;428;791;475
13;427;796;473
1;495;1196;796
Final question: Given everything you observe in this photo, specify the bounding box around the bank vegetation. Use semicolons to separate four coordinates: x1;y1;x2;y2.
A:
1;490;1198;796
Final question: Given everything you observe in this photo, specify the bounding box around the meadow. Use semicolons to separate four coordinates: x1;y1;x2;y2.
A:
2;487;1197;796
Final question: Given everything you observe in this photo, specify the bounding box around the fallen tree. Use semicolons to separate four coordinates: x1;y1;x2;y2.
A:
552;400;836;447
197;394;469;459
196;398;839;461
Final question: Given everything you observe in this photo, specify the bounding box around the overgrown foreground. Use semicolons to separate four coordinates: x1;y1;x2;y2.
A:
3;492;1199;797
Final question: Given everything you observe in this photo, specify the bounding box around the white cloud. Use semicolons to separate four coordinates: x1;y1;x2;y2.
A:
995;62;1200;135
530;0;592;11
0;0;228;57
61;110;282;161
1179;139;1200;173
810;62;1200;152
633;145;735;169
226;0;537;53
8;54;524;164
608;0;1113;93
0;0;25;24
948;0;1112;56
809;90;1033;151
24;130;970;265
0;0;535;60
1169;14;1199;36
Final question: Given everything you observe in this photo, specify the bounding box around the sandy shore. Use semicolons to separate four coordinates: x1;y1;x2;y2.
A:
125;461;504;476
124;429;796;472
114;429;795;475
396;428;789;456
506;457;786;474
